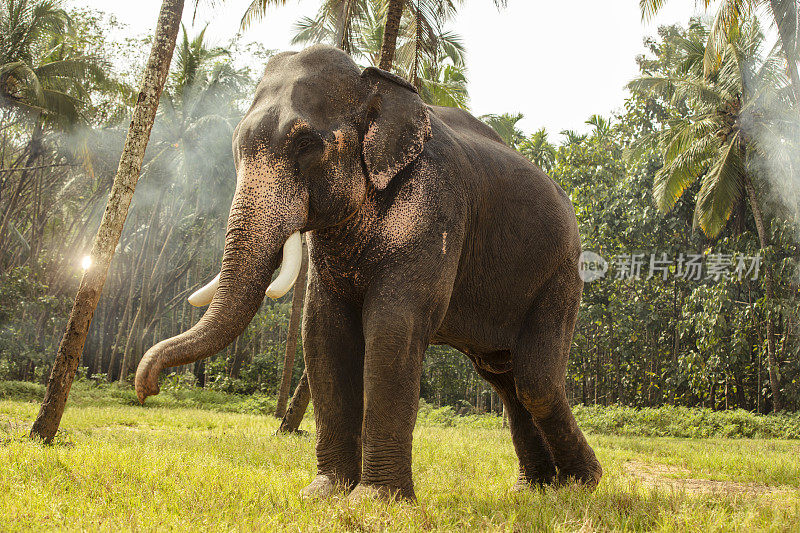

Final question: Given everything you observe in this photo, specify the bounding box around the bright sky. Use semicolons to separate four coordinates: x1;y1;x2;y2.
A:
71;0;713;136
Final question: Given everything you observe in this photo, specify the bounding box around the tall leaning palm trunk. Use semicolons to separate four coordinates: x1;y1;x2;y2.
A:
30;0;185;443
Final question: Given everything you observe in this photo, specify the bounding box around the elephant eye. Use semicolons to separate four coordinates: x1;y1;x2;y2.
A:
292;132;321;155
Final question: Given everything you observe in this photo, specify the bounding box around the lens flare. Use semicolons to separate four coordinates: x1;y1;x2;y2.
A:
81;255;92;270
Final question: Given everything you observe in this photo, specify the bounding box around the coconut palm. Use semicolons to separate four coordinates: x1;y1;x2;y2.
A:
0;0;106;126
379;0;504;70
628;18;790;410
291;0;465;83
640;0;800;102
0;0;108;266
560;129;587;146
290;0;377;53
416;58;468;108
245;0;497;72
291;0;384;59
292;1;469;106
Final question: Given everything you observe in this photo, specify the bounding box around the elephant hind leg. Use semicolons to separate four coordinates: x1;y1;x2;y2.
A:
473;366;556;487
512;261;602;488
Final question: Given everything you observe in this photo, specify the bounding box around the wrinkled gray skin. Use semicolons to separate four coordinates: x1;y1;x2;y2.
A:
136;45;602;500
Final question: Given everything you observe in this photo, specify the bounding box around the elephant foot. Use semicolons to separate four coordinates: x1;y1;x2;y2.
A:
555;458;603;490
511;472;553;492
300;474;354;499
514;460;557;491
348;482;415;502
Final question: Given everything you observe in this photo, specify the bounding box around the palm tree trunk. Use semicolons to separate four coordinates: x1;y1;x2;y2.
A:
275;240;308;417
29;0;185;443
743;173;782;412
379;0;406;70
278;370;311;433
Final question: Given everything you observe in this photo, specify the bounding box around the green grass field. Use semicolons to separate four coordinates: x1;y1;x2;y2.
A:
1;383;799;532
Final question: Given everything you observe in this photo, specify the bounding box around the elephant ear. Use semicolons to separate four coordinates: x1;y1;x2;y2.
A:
360;67;432;190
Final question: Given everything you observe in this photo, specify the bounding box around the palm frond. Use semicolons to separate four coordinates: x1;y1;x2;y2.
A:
653;134;716;213
694;132;745;237
419;63;469;108
481;113;524;146
241;0;290;30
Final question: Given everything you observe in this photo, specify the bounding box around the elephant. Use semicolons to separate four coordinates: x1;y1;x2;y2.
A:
135;44;602;500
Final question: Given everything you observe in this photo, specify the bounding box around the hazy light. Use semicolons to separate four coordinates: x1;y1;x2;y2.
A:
81;255;93;271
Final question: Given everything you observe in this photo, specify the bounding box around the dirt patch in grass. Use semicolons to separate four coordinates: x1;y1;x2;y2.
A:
623;460;792;496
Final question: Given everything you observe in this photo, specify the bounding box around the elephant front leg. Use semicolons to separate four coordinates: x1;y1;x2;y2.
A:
301;287;365;498
351;309;432;501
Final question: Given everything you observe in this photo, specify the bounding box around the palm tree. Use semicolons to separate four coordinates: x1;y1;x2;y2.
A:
291;0;384;60
30;0;187;443
379;0;405;69
518;128;556;172
560;129;588;146
240;0;290;30
628;18;789;410
586;114;613;140
293;2;469;108
394;0;463;87
0;0;104;125
417;57;468;108
480;112;525;148
640;0;800;103
0;0;107;256
291;0;379;54
380;0;505;70
245;0;500;72
291;0;466;86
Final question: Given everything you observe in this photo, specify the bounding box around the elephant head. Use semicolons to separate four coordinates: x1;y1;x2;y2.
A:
134;45;431;402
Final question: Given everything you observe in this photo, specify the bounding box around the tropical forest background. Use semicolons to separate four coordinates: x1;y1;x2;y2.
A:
1;0;799;417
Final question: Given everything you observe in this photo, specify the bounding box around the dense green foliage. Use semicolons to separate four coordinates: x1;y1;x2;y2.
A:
0;2;798;416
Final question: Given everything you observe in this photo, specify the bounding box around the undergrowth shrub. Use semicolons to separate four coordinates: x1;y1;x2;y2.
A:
571;404;800;440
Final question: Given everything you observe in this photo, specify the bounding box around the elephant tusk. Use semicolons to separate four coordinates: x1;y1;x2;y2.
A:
265;231;303;299
186;232;303;307
187;272;220;307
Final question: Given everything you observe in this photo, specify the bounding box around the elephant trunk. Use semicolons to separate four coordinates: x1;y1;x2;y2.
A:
135;193;291;403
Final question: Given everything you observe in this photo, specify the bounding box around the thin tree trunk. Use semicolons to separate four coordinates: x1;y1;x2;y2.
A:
743;173;782;412
108;284;133;380
334;0;355;50
0;120;42;260
378;0;406;70
671;281;681;405
275;241;308;417
119;306;143;383
30;0;185;443
278;370;311;434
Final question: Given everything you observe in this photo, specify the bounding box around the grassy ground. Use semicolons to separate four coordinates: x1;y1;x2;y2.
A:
1;385;799;531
